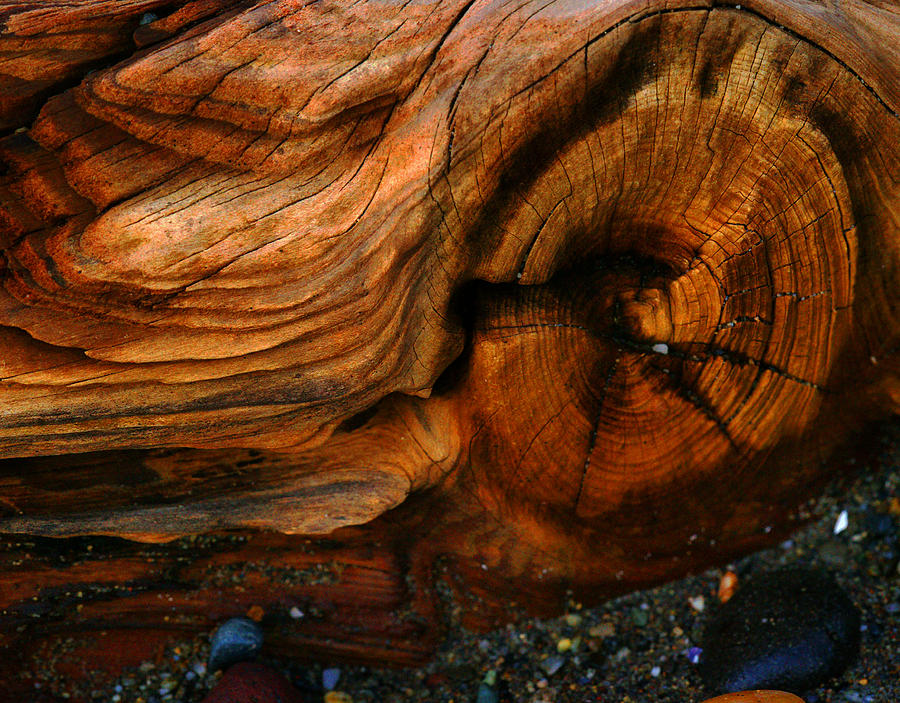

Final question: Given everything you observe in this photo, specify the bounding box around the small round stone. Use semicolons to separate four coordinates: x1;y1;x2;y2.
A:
717;571;739;603
476;683;499;703
699;567;860;694
700;692;805;703
208;617;265;673
202;662;304;703
863;508;896;537
540;655;565;676
564;613;583;627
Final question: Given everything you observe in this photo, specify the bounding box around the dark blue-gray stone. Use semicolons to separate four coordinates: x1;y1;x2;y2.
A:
208;617;264;672
476;683;499;703
863;508;896;539
699;566;860;694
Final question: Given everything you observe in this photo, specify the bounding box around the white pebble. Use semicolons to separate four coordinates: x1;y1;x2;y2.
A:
688;595;705;612
834;510;849;535
652;343;669;355
289;606;304;619
650;666;661;677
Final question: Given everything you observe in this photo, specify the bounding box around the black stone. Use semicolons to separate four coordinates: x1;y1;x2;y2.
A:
208;616;264;672
699;566;861;694
863;509;896;539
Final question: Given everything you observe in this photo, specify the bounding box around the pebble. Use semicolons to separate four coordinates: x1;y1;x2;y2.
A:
718;571;739;603
324;692;353;703
834;510;849;534
589;622;615;638
699;692;805;703
476;683;499;703
863;508;896;538
540;655;565;676
201;662;304;703
208;617;265;673
699;567;860;694
889;497;900;517
322;668;341;691
476;671;498;703
630;607;649;626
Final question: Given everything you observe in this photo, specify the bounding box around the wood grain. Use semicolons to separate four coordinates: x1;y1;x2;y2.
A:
0;0;897;691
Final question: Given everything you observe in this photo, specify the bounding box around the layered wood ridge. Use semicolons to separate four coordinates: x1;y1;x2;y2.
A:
0;0;898;684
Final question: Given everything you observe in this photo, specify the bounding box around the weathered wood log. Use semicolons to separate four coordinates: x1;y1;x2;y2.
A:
0;0;898;692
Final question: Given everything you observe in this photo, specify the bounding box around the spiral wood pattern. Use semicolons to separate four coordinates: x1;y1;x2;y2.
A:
0;0;897;688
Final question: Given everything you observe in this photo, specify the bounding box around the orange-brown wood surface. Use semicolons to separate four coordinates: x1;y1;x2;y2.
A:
699;692;805;703
0;0;898;695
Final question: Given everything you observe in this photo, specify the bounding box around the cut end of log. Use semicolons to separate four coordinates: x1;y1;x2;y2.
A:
0;0;898;677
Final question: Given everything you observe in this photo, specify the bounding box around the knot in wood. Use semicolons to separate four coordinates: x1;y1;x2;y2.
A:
615;286;673;347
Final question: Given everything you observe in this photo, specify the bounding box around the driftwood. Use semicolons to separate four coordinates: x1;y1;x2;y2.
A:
0;0;897;692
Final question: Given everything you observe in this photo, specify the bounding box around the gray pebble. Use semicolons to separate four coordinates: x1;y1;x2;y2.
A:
630;607;649;627
863;510;896;538
208;617;264;672
540;655;565;676
476;683;498;703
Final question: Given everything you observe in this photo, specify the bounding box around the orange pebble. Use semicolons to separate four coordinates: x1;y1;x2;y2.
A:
888;497;900;516
718;570;739;603
700;692;805;703
246;604;265;622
